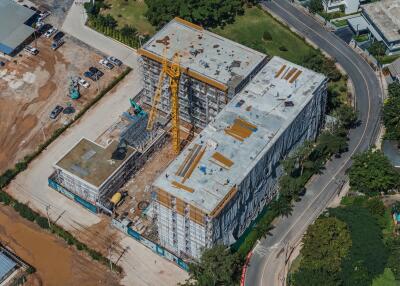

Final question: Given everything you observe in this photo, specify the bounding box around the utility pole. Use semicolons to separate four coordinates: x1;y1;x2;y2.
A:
45;205;51;228
108;245;113;272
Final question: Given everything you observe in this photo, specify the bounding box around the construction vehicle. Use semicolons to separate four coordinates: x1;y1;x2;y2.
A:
146;50;181;154
69;77;80;100
130;98;145;116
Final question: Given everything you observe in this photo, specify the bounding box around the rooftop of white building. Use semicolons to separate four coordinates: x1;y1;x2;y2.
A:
153;56;326;215
139;17;267;91
363;0;400;43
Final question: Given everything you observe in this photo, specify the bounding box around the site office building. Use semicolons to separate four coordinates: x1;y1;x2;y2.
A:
150;54;327;258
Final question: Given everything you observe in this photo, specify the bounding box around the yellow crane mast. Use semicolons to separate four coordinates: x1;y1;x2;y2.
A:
146;50;181;154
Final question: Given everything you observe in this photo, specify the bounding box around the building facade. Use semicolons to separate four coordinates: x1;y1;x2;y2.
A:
151;57;327;259
138;17;267;129
362;0;400;55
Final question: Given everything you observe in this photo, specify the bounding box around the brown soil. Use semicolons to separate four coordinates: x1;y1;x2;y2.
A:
0;35;122;173
0;205;121;286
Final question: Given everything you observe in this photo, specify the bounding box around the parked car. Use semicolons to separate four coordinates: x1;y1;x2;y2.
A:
49;105;63;119
106;56;122;66
84;71;99;81
24;45;39;55
77;77;90;88
89;66;104;77
44;27;57;38
0;61;5;67
51;39;64;50
37;23;52;35
38;10;51;21
53;31;64;42
99;59;114;70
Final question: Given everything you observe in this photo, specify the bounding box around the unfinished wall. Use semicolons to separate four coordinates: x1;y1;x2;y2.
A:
210;81;327;246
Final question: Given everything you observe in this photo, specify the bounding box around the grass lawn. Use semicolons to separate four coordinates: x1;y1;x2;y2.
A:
212;7;315;64
102;0;155;35
332;19;348;28
372;268;400;286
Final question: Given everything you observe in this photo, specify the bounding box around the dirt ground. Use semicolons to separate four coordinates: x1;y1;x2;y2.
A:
0;34;122;173
0;205;121;286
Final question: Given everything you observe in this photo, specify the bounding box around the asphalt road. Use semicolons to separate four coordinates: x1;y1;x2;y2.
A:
245;1;382;285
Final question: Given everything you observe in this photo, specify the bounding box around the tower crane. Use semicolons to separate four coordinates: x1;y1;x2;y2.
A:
146;50;181;154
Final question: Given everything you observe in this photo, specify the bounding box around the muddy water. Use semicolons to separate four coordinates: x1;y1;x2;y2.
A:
0;206;121;286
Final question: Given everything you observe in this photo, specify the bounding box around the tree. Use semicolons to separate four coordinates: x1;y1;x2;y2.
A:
314;131;348;157
368;41;386;57
145;0;244;29
293;217;351;286
308;0;324;14
383;83;400;140
349;149;400;196
180;245;241;286
333;105;358;128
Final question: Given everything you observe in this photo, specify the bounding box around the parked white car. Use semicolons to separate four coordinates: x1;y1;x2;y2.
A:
77;77;90;88
99;59;114;69
24;45;39;55
44;27;57;38
38;10;51;21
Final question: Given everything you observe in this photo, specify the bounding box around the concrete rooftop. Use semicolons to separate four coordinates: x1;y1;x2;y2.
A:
363;0;400;43
0;0;35;50
140;17;267;91
55;138;136;188
153;57;326;214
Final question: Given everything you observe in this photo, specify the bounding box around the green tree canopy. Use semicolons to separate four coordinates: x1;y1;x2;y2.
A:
383;83;400;140
145;0;244;29
333;105;358;128
180;245;241;286
308;0;324;14
293;217;351;285
349;149;400;196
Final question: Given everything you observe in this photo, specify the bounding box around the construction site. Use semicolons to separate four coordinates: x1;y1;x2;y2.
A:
0;31;122;173
46;17;328;267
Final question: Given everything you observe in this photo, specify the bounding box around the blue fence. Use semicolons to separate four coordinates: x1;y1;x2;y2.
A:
112;219;189;271
48;177;98;214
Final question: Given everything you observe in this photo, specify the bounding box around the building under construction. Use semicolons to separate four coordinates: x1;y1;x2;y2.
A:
150;56;327;259
138;17;268;129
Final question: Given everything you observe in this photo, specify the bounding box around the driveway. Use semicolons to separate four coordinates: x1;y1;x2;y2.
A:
62;1;139;68
245;1;382;286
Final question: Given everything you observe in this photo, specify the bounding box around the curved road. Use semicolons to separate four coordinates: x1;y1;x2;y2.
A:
245;1;382;285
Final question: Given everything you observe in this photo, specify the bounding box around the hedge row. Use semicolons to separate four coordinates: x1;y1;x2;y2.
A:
0;67;131;274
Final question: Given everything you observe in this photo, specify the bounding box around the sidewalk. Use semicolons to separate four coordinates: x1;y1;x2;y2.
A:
62;1;139;68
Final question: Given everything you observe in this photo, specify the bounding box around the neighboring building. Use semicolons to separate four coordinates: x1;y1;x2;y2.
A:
151;56;327;259
323;0;364;14
388;57;400;82
138;17;268;129
382;140;400;169
0;0;36;55
50;138;140;212
362;0;400;55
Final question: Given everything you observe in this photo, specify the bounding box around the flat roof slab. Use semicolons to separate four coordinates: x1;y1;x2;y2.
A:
153;57;326;214
363;0;400;43
140;18;267;90
55;138;136;188
0;0;35;50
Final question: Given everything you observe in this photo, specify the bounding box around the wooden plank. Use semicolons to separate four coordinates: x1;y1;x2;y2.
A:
171;181;194;193
289;70;302;83
182;146;206;183
209;187;238;218
284;67;297;80
275;64;287;78
176;197;186;215
211;152;234;168
190;205;205;226
157;188;171;208
174;17;203;31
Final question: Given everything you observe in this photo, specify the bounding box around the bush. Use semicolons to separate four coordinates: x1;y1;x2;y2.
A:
279;45;288;52
35;216;50;229
263;30;272;41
